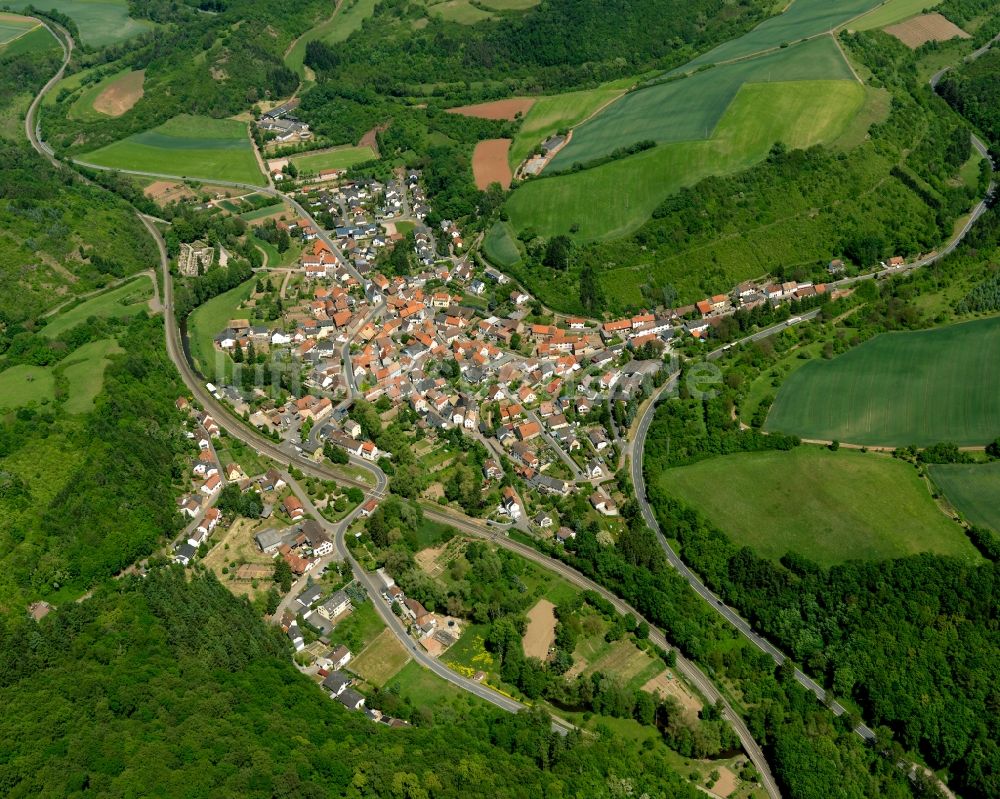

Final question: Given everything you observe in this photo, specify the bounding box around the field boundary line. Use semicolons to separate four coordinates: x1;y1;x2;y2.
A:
1;20;42;45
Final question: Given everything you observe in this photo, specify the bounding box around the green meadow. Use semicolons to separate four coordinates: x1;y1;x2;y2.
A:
766;317;1000;447
930;462;1000;533
660;447;977;566
289;145;377;173
42;275;153;339
81;115;265;185
5;0;155;47
285;0;378;77
850;0;940;31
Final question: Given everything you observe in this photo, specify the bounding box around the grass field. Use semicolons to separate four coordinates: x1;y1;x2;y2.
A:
61;338;121;414
391;659;488;712
240;201;286;221
660;447;978;565
851;0;939;30
289;145;377;173
349;628;411;687
682;0;882;69
187;276;256;380
43;275;152;338
0;22;55;56
0;13;39;45
509;64;865;241
6;0;155;47
81;115;264;186
929;462;1000;532
483;221;523;267
0;364;56;409
425;0;492;24
285;0;377;76
62;69;141;122
766;317;1000;447
551;36;854;170
508;85;627;168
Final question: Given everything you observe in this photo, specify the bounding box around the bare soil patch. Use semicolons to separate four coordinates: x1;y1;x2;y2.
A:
885;13;969;47
522;598;557;659
93;70;145;117
447;97;535;121
357;123;387;155
202;517;274;600
143;180;195;204
415;545;447;578
708;766;738;798
472;138;513;190
643;668;703;717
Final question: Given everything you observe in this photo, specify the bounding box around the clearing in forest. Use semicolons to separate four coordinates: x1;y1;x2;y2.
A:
885;13;969;48
472;139;513;189
447;98;535;121
92;70;145;117
766;316;1000;447
522;598;557;659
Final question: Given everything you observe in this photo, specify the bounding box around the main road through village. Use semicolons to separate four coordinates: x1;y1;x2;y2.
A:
26;16;996;799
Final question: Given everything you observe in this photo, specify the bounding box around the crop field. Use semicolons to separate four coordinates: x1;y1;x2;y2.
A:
81;115;264;185
659;448;979;565
682;0;882;69
61;339;122;414
483;221;523;267
550;36;854;170
509;68;865;241
885;13;969;47
851;0;939;31
187;276;256;380
766;317;1000;447
448;98;535;121
6;0;155;47
0;22;56;56
0;13;39;46
930;462;1000;532
508;86;627;168
472;139;512;189
0;364;56;410
42;275;153;338
349;629;411;687
288;145;377;173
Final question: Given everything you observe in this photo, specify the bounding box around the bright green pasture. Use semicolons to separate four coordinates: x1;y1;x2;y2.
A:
0;364;55;409
682;0;882;69
766;317;1000;447
508;86;626;168
483;221;523;267
42;275;152;338
659;447;977;565
851;0;940;31
289;145;377;173
930;462;1000;532
0;22;56;56
0;13;39;45
425;0;492;24
81;115;265;185
187;276;256;380
61;338;121;414
509;75;865;241
551;36;854;170
6;0;155;47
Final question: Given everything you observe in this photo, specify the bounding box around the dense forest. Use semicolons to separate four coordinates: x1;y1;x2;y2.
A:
0;568;711;798
938;47;1000;147
305;0;769;98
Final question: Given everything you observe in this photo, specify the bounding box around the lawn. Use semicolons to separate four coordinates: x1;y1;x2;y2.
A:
508;85;626;168
0;364;56;410
327;600;385;653
186;276;256;380
929;462;1000;533
42;274;153;338
289;145;377;174
81;115;265;186
850;0;939;30
659;447;979;565
349;628;411;687
682;0;882;69
285;0;378;76
766;317;1000;447
61;338;121;414
483;220;523;268
550;36;855;171
6;0;155;47
510;63;864;241
240;201;286;222
391;659;489;711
